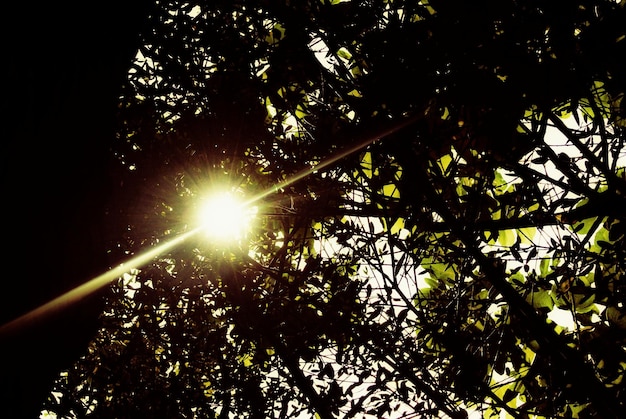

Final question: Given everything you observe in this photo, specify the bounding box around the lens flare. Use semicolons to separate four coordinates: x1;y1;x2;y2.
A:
0;114;418;338
197;191;258;242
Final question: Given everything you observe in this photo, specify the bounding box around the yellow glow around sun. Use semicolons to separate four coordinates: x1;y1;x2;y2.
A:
197;191;257;242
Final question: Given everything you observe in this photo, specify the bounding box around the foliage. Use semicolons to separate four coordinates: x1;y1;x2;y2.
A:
43;1;625;418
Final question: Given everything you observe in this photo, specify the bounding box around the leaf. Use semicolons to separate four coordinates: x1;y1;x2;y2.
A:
605;307;626;329
361;151;373;179
502;388;517;403
437;153;453;175
336;47;352;60
511;246;522;262
574;292;595;313
394;253;407;277
382;183;400;199
572;217;597;235
531;154;549;165
390;217;405;235
510;272;525;286
518;227;537;243
396;308;409;324
484;230;499;244
499;229;517;247
540;257;550;277
425;276;440;289
526;290;554;311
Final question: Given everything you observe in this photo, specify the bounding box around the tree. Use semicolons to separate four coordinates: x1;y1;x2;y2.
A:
41;1;625;418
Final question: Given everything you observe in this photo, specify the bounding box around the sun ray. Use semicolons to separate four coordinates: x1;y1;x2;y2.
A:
0;115;418;338
0;228;199;338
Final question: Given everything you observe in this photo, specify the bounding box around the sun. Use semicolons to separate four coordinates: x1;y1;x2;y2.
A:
196;190;257;242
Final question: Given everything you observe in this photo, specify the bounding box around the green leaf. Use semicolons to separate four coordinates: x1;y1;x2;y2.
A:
540;257;550;277
574;292;595;313
502;388;517;403
499;229;517;247
605;306;626;328
361;151;373;179
526;290;554;311
436;153;453;175
336;47;352;60
382;183;400;199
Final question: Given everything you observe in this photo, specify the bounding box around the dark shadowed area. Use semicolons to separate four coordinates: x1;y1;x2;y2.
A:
1;2;152;417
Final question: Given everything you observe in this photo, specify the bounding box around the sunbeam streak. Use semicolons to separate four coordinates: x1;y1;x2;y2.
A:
0;228;200;338
245;114;419;206
0;115;418;338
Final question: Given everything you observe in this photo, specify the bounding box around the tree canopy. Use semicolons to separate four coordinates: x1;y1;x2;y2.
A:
41;0;625;418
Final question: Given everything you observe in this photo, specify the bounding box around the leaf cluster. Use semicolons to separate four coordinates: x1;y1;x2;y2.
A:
44;1;626;418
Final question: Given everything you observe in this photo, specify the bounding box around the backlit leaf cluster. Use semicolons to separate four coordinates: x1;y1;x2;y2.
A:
44;1;625;418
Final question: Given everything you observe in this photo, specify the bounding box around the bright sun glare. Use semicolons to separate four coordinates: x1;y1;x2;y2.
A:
197;191;257;242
